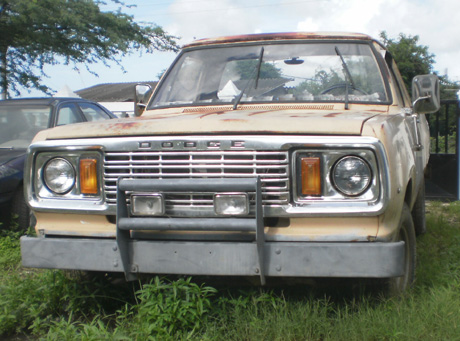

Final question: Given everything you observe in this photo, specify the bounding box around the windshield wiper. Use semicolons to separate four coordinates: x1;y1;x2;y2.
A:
233;47;265;110
335;46;355;110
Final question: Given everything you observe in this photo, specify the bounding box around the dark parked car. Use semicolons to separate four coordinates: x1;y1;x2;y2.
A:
0;97;116;230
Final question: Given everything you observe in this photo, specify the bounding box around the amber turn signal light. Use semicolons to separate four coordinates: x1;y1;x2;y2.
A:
301;157;321;196
80;159;98;194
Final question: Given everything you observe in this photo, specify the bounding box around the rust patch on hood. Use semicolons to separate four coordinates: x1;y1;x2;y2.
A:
324;112;342;118
248;111;270;116
199;111;227;118
107;122;138;129
368;109;388;113
222;118;247;123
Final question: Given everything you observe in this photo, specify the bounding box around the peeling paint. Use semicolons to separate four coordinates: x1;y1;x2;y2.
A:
222;119;247;123
248;111;270;116
199;111;227;118
324;112;342;118
107;122;138;129
371;126;377;136
368;109;388;113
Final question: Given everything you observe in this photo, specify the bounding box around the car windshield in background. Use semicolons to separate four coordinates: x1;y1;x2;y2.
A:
0;106;51;148
151;42;389;108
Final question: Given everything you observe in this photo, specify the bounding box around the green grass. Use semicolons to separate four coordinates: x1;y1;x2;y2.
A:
1;202;459;339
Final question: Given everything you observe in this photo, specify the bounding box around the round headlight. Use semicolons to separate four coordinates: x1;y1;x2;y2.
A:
332;156;372;196
44;158;76;194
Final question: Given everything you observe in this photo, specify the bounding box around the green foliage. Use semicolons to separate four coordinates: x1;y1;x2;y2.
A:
0;270;131;336
132;277;217;338
418;201;460;287
380;31;434;92
0;0;178;98
0;229;21;272
430;132;456;154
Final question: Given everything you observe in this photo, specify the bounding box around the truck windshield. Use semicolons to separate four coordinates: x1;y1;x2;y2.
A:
151;42;388;108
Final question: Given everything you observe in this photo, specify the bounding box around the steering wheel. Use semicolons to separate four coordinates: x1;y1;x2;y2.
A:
320;83;368;95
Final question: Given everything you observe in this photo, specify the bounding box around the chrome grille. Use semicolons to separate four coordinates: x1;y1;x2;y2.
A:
104;151;290;208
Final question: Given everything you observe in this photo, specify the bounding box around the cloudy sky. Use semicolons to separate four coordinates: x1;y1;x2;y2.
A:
25;0;460;97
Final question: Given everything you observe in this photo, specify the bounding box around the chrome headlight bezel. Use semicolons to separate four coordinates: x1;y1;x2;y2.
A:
293;148;380;203
34;150;103;201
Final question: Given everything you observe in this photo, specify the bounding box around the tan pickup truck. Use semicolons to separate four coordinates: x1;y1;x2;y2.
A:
21;32;440;294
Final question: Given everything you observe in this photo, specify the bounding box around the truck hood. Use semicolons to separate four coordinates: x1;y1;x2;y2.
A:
38;105;387;141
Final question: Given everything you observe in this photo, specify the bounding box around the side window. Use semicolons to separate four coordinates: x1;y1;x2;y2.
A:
56;103;83;126
78;103;111;122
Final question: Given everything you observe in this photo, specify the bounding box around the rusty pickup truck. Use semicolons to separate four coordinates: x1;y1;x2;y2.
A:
21;32;440;294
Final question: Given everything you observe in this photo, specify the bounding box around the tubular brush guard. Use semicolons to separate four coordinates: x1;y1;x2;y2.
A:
116;177;266;284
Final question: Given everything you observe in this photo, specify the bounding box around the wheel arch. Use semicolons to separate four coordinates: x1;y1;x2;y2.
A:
404;178;413;208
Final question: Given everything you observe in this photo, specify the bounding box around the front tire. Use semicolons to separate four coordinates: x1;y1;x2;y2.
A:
11;185;31;231
412;179;426;235
384;203;416;296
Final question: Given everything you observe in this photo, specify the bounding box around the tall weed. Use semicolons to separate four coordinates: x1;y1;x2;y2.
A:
0;230;21;272
0;269;133;336
417;201;460;288
132;277;217;339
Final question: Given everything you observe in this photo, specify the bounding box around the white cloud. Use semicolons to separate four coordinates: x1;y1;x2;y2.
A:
166;0;263;44
294;0;388;36
297;18;319;32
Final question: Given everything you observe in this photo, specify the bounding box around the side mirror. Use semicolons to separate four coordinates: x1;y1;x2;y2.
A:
134;84;153;117
412;74;440;114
